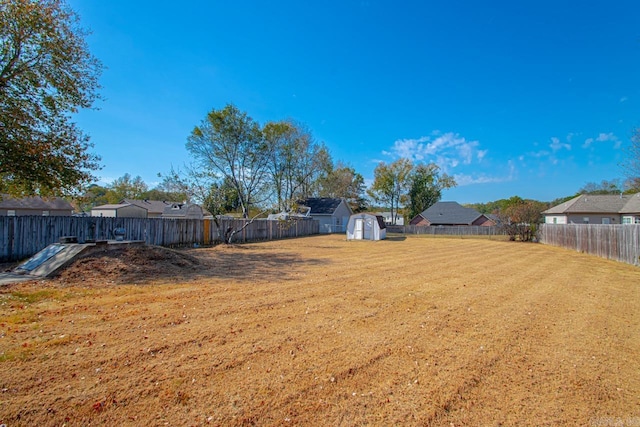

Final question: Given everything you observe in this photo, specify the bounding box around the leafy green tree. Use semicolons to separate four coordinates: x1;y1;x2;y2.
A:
467;197;526;215
367;159;413;225
0;0;102;197
497;197;546;242
75;183;109;212
186;104;270;218
108;173;148;202
318;162;367;212
407;163;456;220
465;201;497;215
141;188;188;203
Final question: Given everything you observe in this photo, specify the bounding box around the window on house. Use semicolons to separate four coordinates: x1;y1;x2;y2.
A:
7;210;16;216
601;217;610;224
622;217;632;224
42;210;50;216
553;217;557;224
583;217;589;224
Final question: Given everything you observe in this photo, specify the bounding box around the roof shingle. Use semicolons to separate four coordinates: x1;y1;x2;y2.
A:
543;194;634;214
417;201;484;225
0;195;73;211
299;198;344;215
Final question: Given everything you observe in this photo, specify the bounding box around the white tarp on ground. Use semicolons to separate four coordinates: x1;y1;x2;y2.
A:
346;213;386;240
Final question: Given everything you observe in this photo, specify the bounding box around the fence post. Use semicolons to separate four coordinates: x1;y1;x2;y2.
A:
8;217;14;261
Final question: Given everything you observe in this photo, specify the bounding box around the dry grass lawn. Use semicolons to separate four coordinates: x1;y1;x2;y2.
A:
0;234;639;426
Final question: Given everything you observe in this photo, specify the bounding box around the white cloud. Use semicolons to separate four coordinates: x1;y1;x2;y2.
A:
452;160;516;186
549;136;571;152
389;132;485;170
454;174;501;186
620;96;628;103
596;132;616;142
527;150;550;158
582;132;620;149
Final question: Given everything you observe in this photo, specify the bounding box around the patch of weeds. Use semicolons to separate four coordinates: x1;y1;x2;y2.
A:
60;289;97;302
9;289;61;304
0;351;14;362
0;346;35;362
1;310;39;325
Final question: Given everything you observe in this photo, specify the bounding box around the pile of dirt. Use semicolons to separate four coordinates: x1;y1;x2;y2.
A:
55;245;206;286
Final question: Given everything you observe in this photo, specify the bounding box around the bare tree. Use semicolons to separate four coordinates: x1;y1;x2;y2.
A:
623;128;640;192
186;104;271;218
263;120;330;211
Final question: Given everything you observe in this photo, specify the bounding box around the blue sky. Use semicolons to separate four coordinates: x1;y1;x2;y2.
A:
69;0;640;203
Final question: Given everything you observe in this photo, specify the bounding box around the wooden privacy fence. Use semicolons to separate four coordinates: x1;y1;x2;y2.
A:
387;225;504;236
0;216;319;262
539;224;640;266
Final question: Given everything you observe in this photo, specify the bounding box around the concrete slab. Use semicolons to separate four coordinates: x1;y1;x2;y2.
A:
17;243;93;278
0;273;38;286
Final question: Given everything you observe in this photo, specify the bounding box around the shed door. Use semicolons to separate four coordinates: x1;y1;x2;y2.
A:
354;219;364;239
364;219;373;240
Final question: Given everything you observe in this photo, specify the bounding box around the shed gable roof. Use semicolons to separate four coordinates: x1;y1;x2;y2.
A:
0;195;73;211
416;201;484;225
350;213;387;229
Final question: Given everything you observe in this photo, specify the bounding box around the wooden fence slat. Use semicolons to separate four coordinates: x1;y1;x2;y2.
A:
539;224;640;266
0;216;320;262
387;225;503;236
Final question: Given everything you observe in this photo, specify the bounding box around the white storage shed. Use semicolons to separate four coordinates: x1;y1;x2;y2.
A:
346;213;387;241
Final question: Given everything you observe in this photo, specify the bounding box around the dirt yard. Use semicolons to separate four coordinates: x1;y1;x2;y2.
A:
0;234;638;426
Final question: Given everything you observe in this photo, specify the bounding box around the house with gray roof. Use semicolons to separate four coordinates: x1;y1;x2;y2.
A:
409;201;495;226
543;193;640;224
161;202;206;219
121;199;173;218
377;211;405;226
620;193;640;224
299;197;353;233
0;195;74;216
